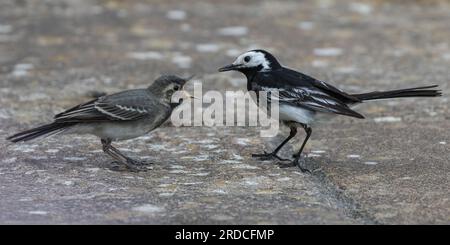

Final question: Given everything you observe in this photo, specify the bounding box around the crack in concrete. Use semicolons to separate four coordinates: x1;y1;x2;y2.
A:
312;170;380;225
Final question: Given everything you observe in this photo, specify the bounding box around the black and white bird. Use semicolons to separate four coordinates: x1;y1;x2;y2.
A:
7;75;192;171
219;49;442;172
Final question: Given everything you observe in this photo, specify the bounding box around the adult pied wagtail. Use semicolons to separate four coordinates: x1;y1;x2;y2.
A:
219;49;442;172
7;75;192;171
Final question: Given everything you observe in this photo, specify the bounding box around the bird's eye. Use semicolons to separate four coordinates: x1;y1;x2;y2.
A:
244;56;251;62
173;85;180;91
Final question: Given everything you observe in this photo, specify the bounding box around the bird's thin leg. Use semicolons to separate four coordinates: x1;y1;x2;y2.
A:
102;139;125;162
290;125;312;173
101;139;149;172
252;127;297;162
101;139;131;169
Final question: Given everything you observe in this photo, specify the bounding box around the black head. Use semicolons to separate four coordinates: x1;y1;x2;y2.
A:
218;49;281;73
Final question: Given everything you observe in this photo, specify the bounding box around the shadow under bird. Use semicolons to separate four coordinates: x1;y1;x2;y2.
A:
7;75;192;171
219;49;442;172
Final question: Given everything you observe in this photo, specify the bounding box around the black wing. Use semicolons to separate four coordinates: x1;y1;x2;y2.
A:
260;68;361;103
54;89;156;122
252;71;364;119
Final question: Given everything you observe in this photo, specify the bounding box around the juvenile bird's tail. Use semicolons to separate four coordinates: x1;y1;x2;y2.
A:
6;122;75;143
352;85;442;101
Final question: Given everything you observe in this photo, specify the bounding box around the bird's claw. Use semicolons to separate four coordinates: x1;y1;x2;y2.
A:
297;164;311;173
252;151;290;162
126;158;153;166
109;159;152;172
278;158;312;173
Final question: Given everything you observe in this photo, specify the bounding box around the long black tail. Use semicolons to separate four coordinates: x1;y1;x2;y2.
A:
352;85;442;101
6;122;75;143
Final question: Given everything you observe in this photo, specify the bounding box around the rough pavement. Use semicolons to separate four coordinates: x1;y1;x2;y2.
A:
0;0;449;224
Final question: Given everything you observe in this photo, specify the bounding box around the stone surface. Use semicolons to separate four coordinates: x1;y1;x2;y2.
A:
0;0;449;224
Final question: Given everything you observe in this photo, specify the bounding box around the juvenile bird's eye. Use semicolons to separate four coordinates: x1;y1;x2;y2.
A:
244;56;251;62
173;85;180;91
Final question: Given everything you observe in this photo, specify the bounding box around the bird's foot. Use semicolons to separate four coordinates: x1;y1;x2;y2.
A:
279;157;312;173
252;151;290;162
109;158;153;172
126;158;153;166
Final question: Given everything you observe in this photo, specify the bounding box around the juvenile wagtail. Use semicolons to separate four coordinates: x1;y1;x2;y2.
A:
219;49;442;172
7;75;192;171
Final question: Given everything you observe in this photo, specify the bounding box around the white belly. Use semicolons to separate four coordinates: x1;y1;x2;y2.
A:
278;104;316;125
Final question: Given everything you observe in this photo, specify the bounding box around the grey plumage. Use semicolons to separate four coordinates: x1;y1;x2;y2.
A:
7;75;190;171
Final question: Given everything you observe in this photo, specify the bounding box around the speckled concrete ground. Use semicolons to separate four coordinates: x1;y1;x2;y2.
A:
0;0;449;224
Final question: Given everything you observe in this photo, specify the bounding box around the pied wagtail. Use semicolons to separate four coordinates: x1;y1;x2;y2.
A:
7;75;192;171
219;49;442;172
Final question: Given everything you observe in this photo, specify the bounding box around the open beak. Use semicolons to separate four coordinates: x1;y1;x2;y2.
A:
218;64;240;72
180;90;200;100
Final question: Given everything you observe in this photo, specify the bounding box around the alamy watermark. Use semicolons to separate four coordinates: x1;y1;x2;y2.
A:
171;82;280;137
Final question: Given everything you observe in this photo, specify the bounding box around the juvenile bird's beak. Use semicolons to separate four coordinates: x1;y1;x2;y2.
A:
218;64;240;72
181;90;199;100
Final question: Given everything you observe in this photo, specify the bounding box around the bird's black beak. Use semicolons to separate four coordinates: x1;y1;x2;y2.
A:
218;64;240;72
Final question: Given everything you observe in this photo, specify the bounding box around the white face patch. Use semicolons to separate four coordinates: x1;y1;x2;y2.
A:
232;51;271;71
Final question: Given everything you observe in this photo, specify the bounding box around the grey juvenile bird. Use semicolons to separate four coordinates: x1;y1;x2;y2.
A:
219;49;442;172
7;75;191;171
